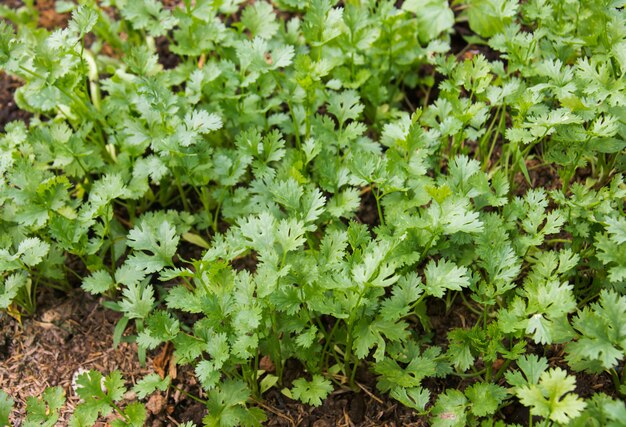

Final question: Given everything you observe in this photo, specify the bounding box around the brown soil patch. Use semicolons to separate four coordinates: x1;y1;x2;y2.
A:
36;0;69;30
0;72;30;132
0;0;24;9
0;290;151;424
513;158;561;195
262;383;426;427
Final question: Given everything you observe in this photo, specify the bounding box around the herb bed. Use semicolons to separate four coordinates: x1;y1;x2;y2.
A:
1;0;625;426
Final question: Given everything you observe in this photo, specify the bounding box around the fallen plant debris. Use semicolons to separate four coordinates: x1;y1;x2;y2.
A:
0;0;625;426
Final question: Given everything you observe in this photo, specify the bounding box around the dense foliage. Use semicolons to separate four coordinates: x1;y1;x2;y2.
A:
1;0;625;425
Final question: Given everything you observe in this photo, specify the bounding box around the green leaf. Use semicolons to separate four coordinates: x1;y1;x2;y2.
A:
118;283;155;320
0;390;14;427
593;138;626;154
137;310;180;350
241;2;278;39
0;273;29;309
18;237;50;267
390;387;430;412
103;371;127;402
196;360;221;391
327;90;364;125
120;0;177;37
374;348;441;393
74;370;126;419
23;386;65;427
291;375;333;406
82;270;115;295
566;290;626;372
465;382;508;417
127;220;179;274
110;402;146;427
423;259;470;298
260;375;279;395
182;232;210;249
467;0;518;38
431;389;467;427
203;380;265;427
505;354;549;389
606;216;626;245
516;368;586;423
68;5;98;36
402;0;454;43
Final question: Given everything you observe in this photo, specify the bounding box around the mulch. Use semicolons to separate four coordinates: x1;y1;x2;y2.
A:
0;290;151;425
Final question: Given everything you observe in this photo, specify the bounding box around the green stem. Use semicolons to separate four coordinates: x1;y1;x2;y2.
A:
344;318;355;378
171;384;207;404
270;311;284;381
271;72;301;148
373;186;385;227
321;320;341;368
174;174;190;211
494;359;513;381
610;368;623;394
458;292;483;316
450;367;488;378
212;201;222;234
479;105;501;168
486;107;507;170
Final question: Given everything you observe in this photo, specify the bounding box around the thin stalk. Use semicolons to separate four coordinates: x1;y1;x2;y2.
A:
270;311;284;381
494;359;513;381
485;107;507;170
373;186;385;227
271;72;301;149
344;288;368;384
479;105;502;169
212;201;222;234
344;321;355;380
458;292;483;316
349;356;360;385
610;368;623;394
171;384;207;404
173;174;190;211
321;320;341;368
450;367;488;378
562;139;589;194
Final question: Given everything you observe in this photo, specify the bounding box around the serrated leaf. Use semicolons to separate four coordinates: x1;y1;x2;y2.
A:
423;259;470;298
390;387;430;412
465;383;507;417
291;375;333;406
515;367;585;423
82;270;115;295
18;238;50;267
0;390;14;427
133;374;170;399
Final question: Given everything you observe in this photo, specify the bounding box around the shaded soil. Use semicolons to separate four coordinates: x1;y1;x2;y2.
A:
0;0;24;10
0;72;30;132
0;290;151;425
357;188;380;229
513;158;562;195
156;36;181;70
36;0;69;30
263;387;427;427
